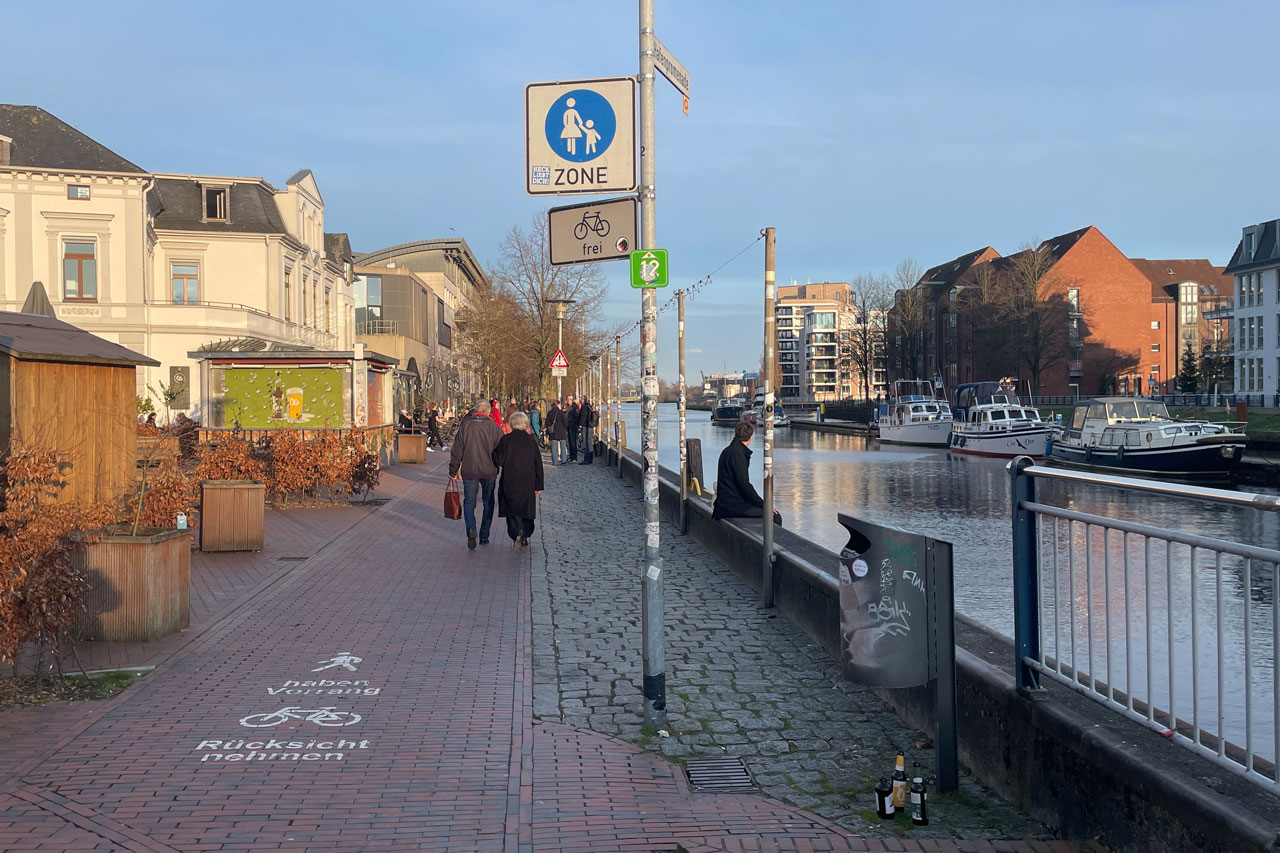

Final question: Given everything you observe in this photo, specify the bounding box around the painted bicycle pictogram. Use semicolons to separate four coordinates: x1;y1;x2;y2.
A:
573;210;611;240
239;706;362;728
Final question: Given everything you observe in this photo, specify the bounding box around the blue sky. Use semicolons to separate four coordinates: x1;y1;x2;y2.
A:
10;1;1280;381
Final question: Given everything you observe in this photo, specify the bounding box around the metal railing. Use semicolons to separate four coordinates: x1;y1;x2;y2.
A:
1010;457;1280;793
1029;393;1280;409
356;319;402;336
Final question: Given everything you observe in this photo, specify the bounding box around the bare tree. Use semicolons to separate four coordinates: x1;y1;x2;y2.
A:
847;273;892;400
457;212;619;399
999;244;1074;394
887;258;926;380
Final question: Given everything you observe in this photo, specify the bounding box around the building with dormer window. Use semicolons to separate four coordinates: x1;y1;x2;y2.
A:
1223;219;1280;398
0;104;357;418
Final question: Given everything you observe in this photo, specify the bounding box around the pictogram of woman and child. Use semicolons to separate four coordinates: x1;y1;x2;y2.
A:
559;98;602;157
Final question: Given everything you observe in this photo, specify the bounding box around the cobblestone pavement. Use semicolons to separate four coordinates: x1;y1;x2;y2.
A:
533;461;1055;843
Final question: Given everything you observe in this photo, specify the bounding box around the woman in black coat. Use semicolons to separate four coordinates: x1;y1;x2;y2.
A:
492;410;545;547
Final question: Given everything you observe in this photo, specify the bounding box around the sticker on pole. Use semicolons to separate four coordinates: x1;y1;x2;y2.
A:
630;249;669;289
550;350;569;369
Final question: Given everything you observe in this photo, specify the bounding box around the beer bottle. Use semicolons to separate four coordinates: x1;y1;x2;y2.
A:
910;776;928;826
874;776;894;818
890;752;908;810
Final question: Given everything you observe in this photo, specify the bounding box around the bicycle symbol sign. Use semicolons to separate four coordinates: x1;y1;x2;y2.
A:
240;706;362;728
547;196;638;267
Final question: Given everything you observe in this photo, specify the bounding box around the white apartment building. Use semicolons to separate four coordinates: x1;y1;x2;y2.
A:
776;282;860;402
0;105;354;418
1223;220;1280;399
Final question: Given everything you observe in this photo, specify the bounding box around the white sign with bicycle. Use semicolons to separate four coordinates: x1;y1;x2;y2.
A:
547;195;638;266
194;652;378;764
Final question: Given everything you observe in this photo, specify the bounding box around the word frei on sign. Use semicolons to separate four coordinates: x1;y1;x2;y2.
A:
195;651;378;763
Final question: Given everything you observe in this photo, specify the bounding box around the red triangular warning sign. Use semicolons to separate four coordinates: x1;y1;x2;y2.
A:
549;349;569;369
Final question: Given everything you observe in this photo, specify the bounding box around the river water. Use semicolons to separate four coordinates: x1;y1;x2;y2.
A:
615;402;1279;764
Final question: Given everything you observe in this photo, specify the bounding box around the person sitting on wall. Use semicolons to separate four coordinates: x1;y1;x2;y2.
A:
712;421;781;525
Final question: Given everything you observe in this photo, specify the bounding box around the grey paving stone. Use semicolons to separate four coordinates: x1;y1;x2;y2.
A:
532;462;1052;841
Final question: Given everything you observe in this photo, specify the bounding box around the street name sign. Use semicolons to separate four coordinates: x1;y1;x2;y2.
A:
548;196;638;266
630;249;669;289
550;349;569;369
526;77;637;196
652;34;690;100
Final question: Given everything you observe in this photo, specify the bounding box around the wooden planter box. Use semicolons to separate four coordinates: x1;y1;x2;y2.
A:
75;528;191;642
200;480;266;552
399;433;427;463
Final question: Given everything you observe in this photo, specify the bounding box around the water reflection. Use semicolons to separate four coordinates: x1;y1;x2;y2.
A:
619;403;1279;762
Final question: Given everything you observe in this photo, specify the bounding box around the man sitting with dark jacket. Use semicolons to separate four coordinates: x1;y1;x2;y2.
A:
712;421;781;524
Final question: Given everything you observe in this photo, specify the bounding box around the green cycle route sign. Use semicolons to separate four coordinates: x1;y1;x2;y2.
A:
629;249;669;289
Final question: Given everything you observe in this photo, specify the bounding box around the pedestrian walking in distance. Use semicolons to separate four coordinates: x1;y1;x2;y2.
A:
425;401;443;450
493;411;544;549
712;421;781;525
449;401;504;549
578;396;596;465
565;395;580;462
546;399;568;465
529;400;544;447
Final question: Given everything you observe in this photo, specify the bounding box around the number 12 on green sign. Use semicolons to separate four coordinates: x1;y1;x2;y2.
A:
629;249;669;289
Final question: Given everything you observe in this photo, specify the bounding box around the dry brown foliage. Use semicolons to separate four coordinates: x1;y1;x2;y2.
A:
0;445;119;665
191;439;267;483
125;460;197;530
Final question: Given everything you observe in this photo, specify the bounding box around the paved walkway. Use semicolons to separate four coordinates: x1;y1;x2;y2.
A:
0;457;1090;851
533;462;1049;842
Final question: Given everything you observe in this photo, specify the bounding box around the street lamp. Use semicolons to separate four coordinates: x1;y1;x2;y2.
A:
546;298;576;400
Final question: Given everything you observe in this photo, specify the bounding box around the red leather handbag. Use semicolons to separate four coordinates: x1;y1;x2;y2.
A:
444;479;462;520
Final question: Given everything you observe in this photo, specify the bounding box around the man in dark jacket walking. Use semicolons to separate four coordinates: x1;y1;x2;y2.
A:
565;395;581;462
546;400;568;465
449;401;504;549
577;397;596;464
712;421;781;524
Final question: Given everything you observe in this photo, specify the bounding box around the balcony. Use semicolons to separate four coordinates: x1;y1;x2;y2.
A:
1068;359;1083;376
1203;301;1234;320
357;319;403;336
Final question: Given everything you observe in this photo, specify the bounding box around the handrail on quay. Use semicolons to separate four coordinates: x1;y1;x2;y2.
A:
1008;456;1280;795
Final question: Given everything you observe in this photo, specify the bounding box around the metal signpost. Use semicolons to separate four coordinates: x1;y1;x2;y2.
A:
835;513;959;792
525;1;687;730
761;227;776;607
548;196;639;266
526;77;637;196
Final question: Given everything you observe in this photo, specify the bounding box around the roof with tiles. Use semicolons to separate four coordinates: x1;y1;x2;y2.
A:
0;104;145;174
1129;258;1230;301
151;176;288;235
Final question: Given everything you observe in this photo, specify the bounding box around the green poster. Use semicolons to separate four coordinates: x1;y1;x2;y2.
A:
219;367;347;429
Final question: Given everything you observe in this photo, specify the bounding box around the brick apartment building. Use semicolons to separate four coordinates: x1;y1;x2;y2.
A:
890;225;1227;398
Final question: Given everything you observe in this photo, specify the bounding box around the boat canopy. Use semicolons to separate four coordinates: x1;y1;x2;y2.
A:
1070;397;1172;429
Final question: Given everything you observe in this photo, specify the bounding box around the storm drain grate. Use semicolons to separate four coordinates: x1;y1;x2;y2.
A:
684;756;754;792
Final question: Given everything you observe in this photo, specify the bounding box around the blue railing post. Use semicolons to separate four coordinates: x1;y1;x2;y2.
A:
1010;455;1043;695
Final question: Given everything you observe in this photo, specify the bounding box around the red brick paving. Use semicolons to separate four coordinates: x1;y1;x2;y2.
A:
0;459;1086;851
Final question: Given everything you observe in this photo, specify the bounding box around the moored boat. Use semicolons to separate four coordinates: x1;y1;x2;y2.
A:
710;398;746;425
748;389;790;427
878;380;952;447
1045;397;1246;480
948;381;1051;458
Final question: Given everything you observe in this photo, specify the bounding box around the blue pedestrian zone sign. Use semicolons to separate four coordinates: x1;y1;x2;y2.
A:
544;89;616;163
525;77;637;196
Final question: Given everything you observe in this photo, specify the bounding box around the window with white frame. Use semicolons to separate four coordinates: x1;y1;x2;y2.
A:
62;240;97;300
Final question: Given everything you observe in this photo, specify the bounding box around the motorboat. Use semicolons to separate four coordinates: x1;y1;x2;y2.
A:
748;389;790;427
877;380;952;447
710;398;746;425
948;381;1052;458
1046;397;1246;479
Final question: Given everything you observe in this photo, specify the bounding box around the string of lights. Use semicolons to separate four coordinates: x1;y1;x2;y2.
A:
615;232;766;344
